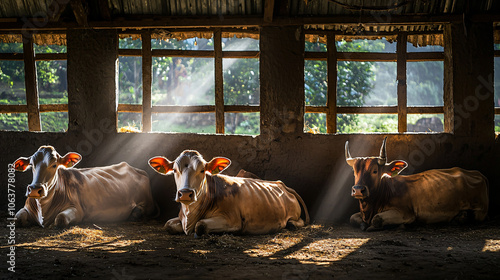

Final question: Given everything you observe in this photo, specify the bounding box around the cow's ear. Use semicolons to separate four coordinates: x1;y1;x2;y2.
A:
13;157;30;172
149;156;174;175
384;160;408;177
205;157;231;174
59;152;82;168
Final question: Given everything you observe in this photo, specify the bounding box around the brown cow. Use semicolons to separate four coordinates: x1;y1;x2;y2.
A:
149;150;309;236
345;137;489;231
14;146;155;228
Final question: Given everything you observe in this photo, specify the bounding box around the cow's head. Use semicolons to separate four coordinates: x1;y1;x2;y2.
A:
345;137;408;200
13;146;82;199
149;150;230;205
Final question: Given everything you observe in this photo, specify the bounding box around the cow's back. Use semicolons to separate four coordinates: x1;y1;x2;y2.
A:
393;167;488;223
208;175;302;234
62;162;154;222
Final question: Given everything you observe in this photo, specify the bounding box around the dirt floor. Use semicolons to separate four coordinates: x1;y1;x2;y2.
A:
2;217;500;280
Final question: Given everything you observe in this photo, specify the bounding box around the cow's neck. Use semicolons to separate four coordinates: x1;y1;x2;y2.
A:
37;169;72;227
359;177;396;224
180;175;219;235
180;177;210;235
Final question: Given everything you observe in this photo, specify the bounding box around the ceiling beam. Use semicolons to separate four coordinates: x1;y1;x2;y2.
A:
264;0;275;23
0;13;488;32
70;0;88;26
48;0;70;22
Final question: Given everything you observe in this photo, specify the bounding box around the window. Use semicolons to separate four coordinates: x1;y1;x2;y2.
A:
304;33;444;134
117;30;260;135
0;34;67;132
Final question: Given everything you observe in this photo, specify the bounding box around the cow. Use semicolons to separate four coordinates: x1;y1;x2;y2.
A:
13;146;156;228
345;137;489;231
148;150;309;237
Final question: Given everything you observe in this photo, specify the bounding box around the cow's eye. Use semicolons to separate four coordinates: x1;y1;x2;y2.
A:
373;170;378;174
200;169;205;174
52;164;57;168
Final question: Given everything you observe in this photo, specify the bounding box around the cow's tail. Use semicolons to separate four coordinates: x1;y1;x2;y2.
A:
284;186;310;225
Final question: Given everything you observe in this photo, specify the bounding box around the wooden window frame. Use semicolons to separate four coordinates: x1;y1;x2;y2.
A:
305;32;444;134
0;33;68;132
117;29;260;134
495;49;500;123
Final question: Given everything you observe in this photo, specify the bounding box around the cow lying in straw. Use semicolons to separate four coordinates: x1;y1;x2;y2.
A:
149;150;309;236
14;146;155;228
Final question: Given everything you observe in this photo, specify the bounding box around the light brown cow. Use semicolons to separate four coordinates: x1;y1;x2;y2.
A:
345;137;489;231
14;146;155;228
149;150;309;236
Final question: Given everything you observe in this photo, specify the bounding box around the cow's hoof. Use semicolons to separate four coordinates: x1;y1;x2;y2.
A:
195;221;207;237
54;214;70;228
128;207;144;221
360;222;369;231
194;233;201;239
372;216;384;229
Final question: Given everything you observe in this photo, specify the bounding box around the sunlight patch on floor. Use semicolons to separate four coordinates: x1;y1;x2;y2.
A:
285;238;371;265
482;239;500;252
243;235;304;257
15;226;144;253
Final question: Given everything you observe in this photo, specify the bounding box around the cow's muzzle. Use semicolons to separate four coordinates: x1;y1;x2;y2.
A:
176;189;195;204
26;184;46;198
351;185;368;199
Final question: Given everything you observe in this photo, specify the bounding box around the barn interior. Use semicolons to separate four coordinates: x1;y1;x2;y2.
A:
1;0;500;279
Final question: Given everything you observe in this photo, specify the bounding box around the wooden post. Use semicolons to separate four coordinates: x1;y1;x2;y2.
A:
23;34;41;131
444;22;494;138
326;33;337;134
67;29;118;132
397;32;407;133
142;31;152;132
214;28;225;134
260;26;304;137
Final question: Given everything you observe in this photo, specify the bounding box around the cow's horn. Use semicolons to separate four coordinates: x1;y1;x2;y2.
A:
345;141;352;160
378;137;387;165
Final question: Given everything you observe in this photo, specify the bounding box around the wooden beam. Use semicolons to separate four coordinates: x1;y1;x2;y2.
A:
0;105;28;113
98;0;112;21
152;105;215;113
40;104;68;112
0;53;24;61
48;0;70;22
23;34;41;131
35;53;67;60
306;106;444;114
70;0;88;27
142;32;152;132
214;28;224;134
326;34;337;133
0;14;466;31
118;104;260;114
264;0;275;23
337;106;398;114
305;52;444;62
397;32;408;133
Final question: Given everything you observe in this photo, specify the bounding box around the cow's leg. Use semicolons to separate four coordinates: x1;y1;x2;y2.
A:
195;216;241;237
286;218;305;230
15;208;32;227
128;205;145;221
350;212;370;230
53;207;80;228
369;209;415;231
164;217;183;234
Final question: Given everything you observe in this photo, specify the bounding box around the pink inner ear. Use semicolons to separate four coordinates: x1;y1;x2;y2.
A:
62;153;82;167
14;158;29;171
149;157;173;174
